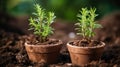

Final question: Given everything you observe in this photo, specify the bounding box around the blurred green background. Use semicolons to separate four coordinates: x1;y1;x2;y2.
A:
1;0;120;22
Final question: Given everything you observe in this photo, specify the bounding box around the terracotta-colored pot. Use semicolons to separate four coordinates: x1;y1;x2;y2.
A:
25;39;62;64
67;41;105;66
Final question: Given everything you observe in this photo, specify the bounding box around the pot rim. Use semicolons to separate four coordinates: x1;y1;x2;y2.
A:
25;39;63;47
67;41;105;49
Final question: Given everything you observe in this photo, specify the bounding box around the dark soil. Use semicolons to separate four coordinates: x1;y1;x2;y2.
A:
69;39;102;47
25;35;60;45
1;12;120;67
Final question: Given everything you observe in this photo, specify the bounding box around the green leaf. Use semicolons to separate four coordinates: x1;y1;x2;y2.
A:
28;4;56;42
75;23;81;26
76;33;82;36
76;7;102;39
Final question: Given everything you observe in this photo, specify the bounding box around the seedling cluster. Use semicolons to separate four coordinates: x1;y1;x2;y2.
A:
29;4;56;42
75;8;102;40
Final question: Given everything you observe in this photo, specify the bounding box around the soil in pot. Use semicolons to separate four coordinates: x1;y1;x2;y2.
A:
67;39;105;66
25;35;63;64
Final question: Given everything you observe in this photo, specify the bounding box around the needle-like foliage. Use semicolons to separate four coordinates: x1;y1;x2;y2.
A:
75;8;102;40
29;4;56;42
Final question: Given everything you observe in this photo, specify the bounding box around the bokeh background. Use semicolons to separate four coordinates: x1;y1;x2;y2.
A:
1;0;120;21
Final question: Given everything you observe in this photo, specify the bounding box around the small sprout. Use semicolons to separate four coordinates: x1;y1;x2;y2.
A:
29;4;56;42
75;8;102;40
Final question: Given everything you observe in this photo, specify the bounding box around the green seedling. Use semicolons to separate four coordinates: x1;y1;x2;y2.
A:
29;4;56;42
75;8;102;40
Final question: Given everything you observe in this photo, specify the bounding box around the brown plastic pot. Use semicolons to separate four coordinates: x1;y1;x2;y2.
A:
67;41;105;66
25;39;62;64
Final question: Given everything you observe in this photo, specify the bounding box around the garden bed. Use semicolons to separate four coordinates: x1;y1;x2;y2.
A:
0;12;120;67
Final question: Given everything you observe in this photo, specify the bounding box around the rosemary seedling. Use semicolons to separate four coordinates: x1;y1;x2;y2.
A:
29;4;56;42
75;8;102;40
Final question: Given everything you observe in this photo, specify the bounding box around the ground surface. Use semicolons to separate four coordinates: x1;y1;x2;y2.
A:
0;12;120;67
